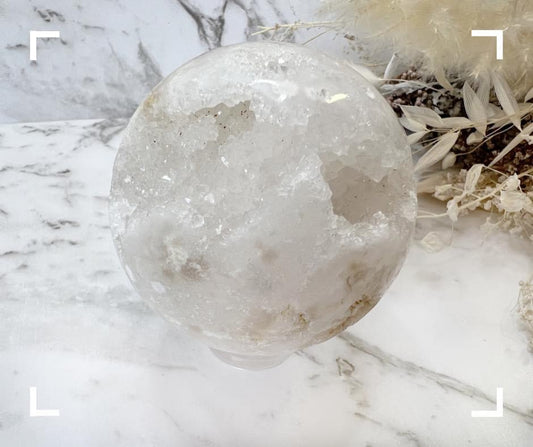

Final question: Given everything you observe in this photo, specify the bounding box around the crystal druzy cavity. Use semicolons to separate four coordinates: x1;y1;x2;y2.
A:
109;41;416;369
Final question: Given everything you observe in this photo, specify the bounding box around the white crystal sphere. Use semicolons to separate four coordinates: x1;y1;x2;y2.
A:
110;42;416;369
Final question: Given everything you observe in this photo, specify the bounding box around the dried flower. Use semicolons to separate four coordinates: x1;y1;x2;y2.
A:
321;0;533;98
518;276;533;350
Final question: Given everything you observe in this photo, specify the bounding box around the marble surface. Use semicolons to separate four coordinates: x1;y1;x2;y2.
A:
1;119;532;446
0;0;360;124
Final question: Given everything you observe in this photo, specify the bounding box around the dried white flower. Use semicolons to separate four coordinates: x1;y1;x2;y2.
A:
420;231;450;253
321;0;533;98
518;276;533;349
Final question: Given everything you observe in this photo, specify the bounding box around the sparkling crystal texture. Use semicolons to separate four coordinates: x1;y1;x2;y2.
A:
110;42;417;369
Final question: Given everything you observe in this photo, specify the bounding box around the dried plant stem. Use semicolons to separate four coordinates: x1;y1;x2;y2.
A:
251;21;339;37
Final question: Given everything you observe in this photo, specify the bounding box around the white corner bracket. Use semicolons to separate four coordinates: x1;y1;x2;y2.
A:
471;30;504;60
29;30;61;61
29;387;60;417
471;387;503;418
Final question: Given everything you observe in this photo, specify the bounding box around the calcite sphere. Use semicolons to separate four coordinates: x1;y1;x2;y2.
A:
110;41;416;369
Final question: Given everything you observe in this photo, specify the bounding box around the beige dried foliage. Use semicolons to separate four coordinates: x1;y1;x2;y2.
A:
518;276;533;350
320;0;533;98
395;73;533;174
418;166;533;237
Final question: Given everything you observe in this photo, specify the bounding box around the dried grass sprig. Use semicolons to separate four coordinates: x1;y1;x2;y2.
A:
391;76;533;173
251;20;340;42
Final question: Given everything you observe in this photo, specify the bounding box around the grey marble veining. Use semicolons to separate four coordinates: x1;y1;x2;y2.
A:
0;119;532;446
1;0;358;123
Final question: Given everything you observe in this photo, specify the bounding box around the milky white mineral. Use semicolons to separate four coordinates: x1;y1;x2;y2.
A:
109;41;416;369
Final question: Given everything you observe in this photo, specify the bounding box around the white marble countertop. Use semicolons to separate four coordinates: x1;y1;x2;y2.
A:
1;119;532;446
